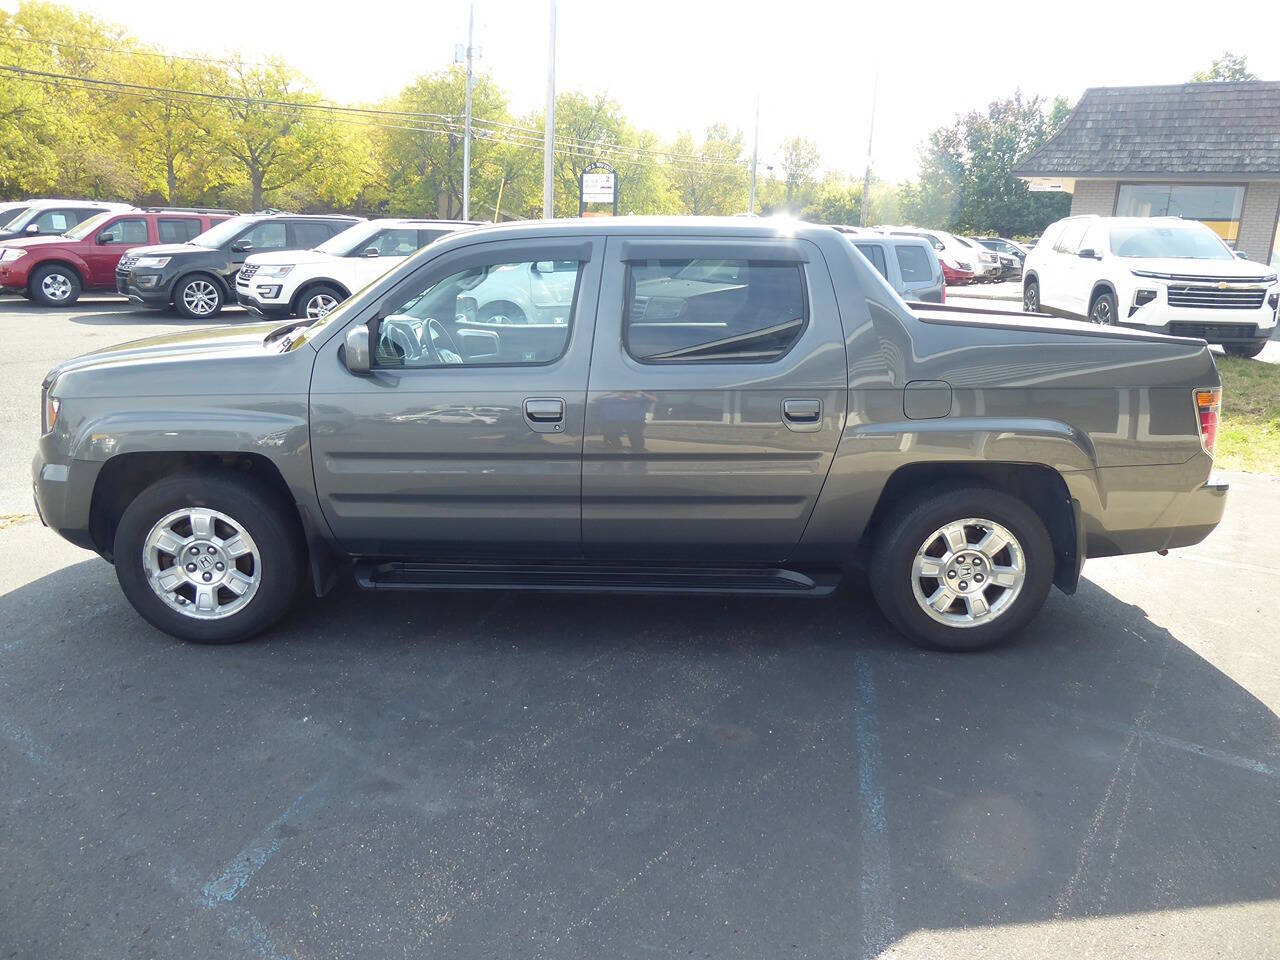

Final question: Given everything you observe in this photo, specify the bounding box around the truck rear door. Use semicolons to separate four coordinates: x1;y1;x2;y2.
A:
581;236;847;562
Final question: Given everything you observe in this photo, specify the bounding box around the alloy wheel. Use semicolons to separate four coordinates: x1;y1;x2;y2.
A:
305;293;338;319
141;507;261;620
182;280;220;316
1091;299;1113;325
41;272;73;302
909;518;1026;627
1023;284;1038;312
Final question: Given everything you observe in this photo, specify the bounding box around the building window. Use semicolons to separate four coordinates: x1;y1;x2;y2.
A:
1115;183;1245;245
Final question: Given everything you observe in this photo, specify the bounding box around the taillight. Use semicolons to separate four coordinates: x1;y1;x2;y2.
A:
42;389;60;435
940;276;946;303
1194;387;1220;457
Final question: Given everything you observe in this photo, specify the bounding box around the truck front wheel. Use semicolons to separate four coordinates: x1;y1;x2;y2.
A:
113;473;303;643
869;487;1053;651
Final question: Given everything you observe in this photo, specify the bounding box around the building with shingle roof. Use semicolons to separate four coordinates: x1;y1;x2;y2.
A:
1014;81;1280;265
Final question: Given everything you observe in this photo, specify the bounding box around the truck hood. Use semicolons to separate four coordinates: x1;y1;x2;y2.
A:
44;321;314;399
1124;256;1277;279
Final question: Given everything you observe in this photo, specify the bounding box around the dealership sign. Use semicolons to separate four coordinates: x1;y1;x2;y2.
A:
579;161;618;217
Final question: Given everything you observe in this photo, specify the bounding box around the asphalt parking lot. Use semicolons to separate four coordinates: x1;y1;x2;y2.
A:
2;297;1279;959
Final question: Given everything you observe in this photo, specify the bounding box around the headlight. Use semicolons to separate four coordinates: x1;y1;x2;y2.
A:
135;256;170;268
256;265;294;277
0;248;26;262
43;391;60;434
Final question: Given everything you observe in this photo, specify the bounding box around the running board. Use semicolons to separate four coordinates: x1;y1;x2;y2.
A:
353;560;841;596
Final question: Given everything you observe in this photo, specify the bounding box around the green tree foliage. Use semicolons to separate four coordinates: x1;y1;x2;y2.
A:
898;92;1071;237
669;124;747;215
779;136;820;209
1192;53;1258;82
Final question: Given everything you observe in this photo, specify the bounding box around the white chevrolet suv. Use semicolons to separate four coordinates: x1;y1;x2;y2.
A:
236;218;474;320
1023;215;1279;358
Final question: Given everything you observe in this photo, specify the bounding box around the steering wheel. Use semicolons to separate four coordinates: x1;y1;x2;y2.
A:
378;317;421;365
427;318;464;364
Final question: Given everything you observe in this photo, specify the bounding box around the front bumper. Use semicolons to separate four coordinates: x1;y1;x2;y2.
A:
31;438;103;553
235;284;292;320
1122;286;1279;343
0;260;33;290
116;270;171;307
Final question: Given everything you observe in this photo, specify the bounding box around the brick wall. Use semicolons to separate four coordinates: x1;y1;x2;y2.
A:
1237;181;1280;264
1068;180;1117;216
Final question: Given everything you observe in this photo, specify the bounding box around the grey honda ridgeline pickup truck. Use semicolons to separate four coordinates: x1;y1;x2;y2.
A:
33;218;1229;651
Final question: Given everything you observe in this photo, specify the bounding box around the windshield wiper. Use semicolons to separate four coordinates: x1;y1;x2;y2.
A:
263;317;317;345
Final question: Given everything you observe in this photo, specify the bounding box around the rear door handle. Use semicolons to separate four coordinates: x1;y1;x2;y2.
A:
524;397;565;433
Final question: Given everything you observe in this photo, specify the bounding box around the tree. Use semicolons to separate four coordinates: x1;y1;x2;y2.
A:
900;92;1072;237
668;124;747;215
801;174;862;224
779;136;819;209
1192;53;1258;82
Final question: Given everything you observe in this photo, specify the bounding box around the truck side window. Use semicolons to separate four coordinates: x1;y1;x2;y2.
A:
374;259;581;369
624;258;807;364
895;245;933;282
854;243;888;279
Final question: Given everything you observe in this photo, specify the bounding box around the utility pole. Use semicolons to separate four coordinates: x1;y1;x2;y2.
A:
747;94;759;215
462;0;475;221
542;0;557;219
860;71;878;227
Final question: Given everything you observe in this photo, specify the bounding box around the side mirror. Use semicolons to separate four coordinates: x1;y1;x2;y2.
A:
230;239;252;253
344;325;372;374
25;223;39;234
532;260;555;274
97;232;116;245
1078;248;1099;259
1235;250;1249;260
362;247;380;258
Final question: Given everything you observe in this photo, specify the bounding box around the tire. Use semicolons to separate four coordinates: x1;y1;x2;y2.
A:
296;284;345;320
478;301;527;325
1224;340;1268;359
1022;277;1040;313
30;264;82;307
173;274;224;319
869;487;1054;652
113;472;304;643
1089;290;1117;326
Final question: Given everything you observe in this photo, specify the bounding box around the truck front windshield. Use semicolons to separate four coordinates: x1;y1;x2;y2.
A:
1109;224;1234;260
63;213;113;241
0;206;29;229
315;222;382;257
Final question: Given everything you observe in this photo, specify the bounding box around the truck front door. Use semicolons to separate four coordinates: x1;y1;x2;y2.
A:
308;237;603;557
582;238;847;562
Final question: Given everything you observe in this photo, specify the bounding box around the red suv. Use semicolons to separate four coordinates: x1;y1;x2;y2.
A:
0;207;235;306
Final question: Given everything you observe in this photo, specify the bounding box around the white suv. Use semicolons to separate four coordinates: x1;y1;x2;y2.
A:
236;218;473;320
1024;215;1279;358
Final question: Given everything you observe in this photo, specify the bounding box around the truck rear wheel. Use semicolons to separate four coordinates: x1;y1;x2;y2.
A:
113;472;303;643
869;487;1053;651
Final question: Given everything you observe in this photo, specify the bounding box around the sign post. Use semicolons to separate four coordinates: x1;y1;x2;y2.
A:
579;161;618;217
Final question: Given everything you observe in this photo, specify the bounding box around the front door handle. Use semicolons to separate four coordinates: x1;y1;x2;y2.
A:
782;398;822;432
524;397;565;433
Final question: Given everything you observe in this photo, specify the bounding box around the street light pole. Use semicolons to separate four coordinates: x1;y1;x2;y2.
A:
542;0;557;219
748;94;759;215
860;71;878;227
462;0;475;221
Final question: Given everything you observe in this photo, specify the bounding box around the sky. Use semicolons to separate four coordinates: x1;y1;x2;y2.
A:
12;0;1280;183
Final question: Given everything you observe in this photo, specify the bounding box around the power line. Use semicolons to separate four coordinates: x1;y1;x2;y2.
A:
0;65;737;177
0;33;750;170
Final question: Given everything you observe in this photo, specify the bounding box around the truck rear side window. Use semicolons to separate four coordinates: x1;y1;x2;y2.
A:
624;259;807;364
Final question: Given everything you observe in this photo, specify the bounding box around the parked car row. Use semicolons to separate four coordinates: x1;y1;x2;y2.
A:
0;200;480;318
1023;214;1279;356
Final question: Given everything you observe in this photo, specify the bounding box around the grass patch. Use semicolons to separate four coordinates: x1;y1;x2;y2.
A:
1215;355;1280;473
